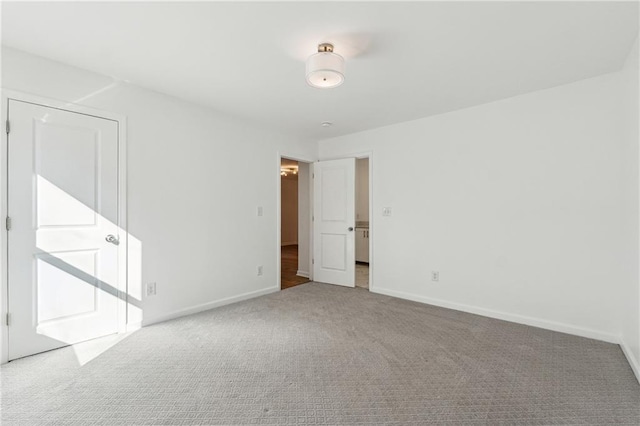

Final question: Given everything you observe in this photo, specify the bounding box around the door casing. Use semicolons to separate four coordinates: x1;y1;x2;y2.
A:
0;90;128;364
277;152;374;291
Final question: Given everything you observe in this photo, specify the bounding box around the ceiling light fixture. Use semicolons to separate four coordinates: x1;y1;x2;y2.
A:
306;43;345;89
280;165;299;177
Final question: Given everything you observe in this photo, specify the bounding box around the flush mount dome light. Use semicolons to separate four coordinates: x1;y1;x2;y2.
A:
306;43;345;88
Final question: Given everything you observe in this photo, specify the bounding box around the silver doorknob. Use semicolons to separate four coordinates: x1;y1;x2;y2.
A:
348;227;354;231
105;234;120;246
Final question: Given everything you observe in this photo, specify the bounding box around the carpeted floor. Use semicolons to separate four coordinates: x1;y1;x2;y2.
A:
2;283;639;425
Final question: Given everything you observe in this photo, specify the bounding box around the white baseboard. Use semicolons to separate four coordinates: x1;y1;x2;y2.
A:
371;287;620;344
296;270;309;278
620;338;640;384
125;321;142;333
142;286;280;326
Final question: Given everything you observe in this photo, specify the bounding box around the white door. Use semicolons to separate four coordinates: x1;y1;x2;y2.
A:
313;158;355;287
8;99;120;360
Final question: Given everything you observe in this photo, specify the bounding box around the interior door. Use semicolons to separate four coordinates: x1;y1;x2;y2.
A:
7;99;120;360
313;158;355;287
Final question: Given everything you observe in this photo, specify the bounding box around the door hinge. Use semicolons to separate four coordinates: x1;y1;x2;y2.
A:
312;173;315;179
5;120;9;134
6;313;11;326
5;216;11;231
312;259;315;265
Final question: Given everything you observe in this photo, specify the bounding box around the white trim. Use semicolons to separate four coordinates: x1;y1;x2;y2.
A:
319;151;372;162
296;270;309;278
1;93;9;364
308;163;314;282
117;114;129;334
0;89;128;364
372;286;620;344
620;338;640;384
1;89;127;123
125;321;142;333
143;286;279;326
276;154;281;290
366;153;374;292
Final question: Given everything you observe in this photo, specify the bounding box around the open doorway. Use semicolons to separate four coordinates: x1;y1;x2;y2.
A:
355;158;370;290
311;156;371;290
280;158;312;289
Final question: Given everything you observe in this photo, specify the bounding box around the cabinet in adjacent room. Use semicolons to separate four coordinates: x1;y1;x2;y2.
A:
356;228;369;263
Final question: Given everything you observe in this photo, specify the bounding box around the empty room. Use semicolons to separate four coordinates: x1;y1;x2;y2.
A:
1;1;639;425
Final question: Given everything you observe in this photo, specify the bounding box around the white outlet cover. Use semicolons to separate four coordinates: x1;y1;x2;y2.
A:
146;282;156;296
382;207;392;216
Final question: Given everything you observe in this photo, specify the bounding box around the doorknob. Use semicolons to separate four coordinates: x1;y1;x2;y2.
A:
105;234;120;246
348;227;354;232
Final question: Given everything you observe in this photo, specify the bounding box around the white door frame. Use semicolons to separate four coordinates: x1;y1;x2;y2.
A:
0;90;128;364
318;151;374;292
276;152;315;290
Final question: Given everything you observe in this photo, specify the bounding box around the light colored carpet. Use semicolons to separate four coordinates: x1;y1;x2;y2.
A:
2;282;639;425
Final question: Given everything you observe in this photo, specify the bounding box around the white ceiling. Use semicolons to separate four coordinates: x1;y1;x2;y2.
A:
2;1;638;140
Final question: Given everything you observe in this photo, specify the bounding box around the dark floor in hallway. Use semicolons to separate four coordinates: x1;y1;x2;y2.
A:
281;244;310;289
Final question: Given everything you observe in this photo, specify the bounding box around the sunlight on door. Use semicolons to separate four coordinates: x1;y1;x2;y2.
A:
7;99;142;364
29;174;143;366
34;176;142;350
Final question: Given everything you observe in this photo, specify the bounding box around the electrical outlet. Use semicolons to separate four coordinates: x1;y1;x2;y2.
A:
146;282;157;296
257;265;263;276
431;271;439;282
382;207;392;216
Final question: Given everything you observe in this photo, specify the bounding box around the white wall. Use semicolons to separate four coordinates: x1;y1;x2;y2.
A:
319;69;632;345
356;158;369;222
281;175;298;245
297;162;310;277
619;36;640;379
1;47;316;330
2;44;638;379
